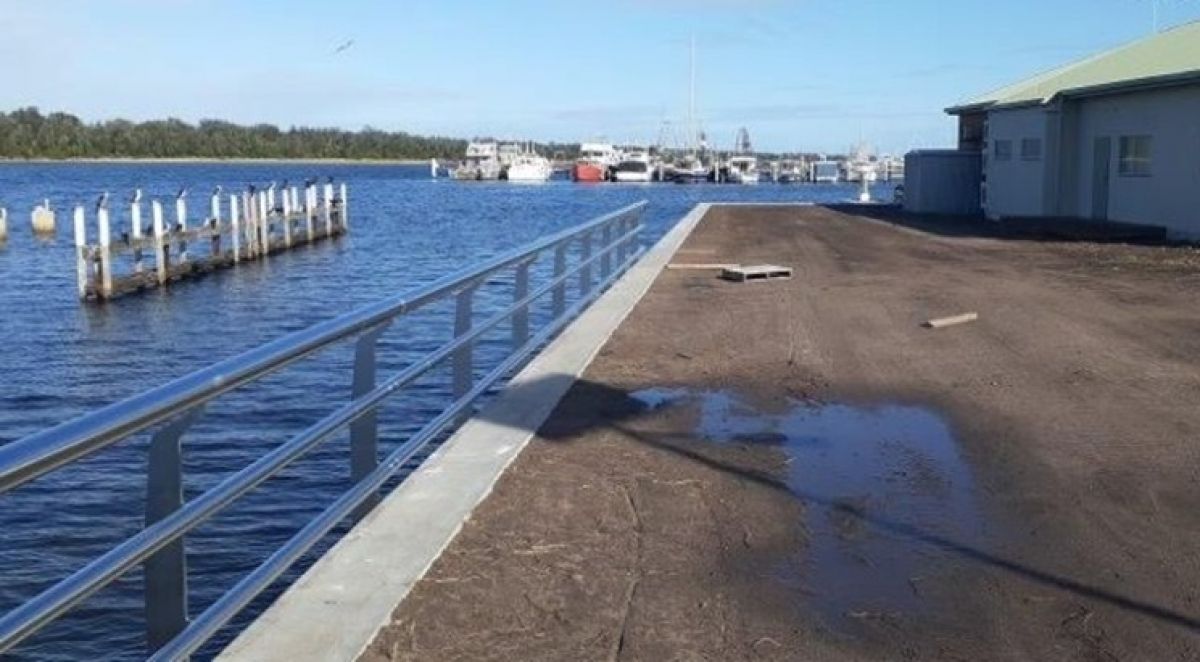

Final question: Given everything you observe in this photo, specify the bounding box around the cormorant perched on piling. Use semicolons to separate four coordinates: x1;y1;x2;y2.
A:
95;192;109;211
176;187;188;200
130;189;142;204
212;185;223;197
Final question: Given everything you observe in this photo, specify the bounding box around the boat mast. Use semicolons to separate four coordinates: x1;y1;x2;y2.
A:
688;33;696;155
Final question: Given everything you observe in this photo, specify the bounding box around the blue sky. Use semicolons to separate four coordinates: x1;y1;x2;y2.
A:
2;0;1199;153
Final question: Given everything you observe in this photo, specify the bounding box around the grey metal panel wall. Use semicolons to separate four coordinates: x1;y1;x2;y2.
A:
904;151;983;216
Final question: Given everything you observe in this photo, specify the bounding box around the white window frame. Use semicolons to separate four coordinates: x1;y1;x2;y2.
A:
1118;135;1152;177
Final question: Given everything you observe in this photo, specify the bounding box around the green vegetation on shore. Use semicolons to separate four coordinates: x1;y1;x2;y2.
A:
0;108;473;161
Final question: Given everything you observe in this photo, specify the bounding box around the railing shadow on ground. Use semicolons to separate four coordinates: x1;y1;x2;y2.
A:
822;204;1177;246
478;375;1200;635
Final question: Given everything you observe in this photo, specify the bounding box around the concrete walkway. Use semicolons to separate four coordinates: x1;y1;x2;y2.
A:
358;204;1200;661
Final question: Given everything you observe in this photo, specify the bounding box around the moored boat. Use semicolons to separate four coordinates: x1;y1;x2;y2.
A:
454;141;502;181
572;142;616;182
612;149;653;183
506;153;553;182
726;155;760;184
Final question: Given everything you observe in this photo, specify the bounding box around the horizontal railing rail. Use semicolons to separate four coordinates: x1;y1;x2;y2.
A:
0;200;648;659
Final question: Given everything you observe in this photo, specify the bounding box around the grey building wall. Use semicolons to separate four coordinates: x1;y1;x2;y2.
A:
903;150;982;215
983;106;1050;220
1070;85;1200;238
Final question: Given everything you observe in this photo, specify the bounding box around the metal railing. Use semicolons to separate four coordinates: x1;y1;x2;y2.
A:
0;201;648;660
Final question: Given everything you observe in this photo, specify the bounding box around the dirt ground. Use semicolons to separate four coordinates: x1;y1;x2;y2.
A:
361;205;1200;662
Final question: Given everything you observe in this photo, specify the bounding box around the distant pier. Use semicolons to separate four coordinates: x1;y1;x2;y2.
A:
73;180;348;301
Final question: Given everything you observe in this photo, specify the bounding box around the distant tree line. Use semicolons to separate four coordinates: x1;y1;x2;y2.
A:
0;107;476;160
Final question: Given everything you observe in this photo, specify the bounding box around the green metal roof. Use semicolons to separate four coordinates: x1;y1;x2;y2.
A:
948;21;1200;113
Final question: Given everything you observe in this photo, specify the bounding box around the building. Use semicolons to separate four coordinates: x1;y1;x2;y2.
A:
945;21;1200;238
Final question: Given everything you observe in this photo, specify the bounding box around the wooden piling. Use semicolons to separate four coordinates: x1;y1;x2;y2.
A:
281;185;292;248
230;194;241;263
209;191;222;257
68;180;349;302
257;190;269;254
74;206;88;298
131;194;144;273
339;183;349;230
305;184;316;241
97;202;114;299
152;201;167;285
242;191;254;257
175;194;189;262
322;183;333;236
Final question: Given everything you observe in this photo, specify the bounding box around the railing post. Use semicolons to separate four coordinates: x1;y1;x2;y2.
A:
144;407;203;653
600;222;612;280
512;260;531;348
453;284;477;399
349;323;390;520
73;205;88;299
552;244;567;318
579;232;592;297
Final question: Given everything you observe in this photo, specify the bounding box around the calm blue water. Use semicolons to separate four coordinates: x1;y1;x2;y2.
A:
0;162;894;660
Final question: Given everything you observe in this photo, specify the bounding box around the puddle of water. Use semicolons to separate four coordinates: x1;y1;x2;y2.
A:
629;388;984;627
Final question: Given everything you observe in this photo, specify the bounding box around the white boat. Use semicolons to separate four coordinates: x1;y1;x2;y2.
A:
726;155;760;184
612;149;653;183
777;160;806;184
454;141;502;181
506;153;553;182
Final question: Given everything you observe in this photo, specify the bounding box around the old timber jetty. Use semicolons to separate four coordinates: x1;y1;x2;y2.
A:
73;180;348;301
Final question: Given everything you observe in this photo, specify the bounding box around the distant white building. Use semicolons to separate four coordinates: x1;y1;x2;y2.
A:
946;21;1200;238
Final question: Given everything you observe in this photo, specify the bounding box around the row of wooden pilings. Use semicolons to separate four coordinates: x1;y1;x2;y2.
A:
75;180;348;301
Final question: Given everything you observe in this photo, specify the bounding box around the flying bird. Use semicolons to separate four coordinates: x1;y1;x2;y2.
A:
332;39;354;55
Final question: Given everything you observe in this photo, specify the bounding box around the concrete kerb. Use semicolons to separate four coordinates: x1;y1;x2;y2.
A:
218;203;714;661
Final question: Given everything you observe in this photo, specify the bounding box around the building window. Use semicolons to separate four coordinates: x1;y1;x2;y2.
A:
1021;138;1042;161
994;140;1012;161
1118;135;1152;176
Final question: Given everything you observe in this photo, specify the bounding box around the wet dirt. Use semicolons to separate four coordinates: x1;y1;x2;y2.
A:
631;388;982;629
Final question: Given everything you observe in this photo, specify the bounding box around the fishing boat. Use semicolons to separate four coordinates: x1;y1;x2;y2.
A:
572;143;616;182
726;155;760;184
612;149;653;183
454;141;503;181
